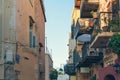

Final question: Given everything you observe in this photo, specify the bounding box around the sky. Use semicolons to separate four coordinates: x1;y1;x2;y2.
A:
44;0;74;68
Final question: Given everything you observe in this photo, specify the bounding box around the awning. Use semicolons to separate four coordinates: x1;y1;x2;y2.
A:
77;34;91;42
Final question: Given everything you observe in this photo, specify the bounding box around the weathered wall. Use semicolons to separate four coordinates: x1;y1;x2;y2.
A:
0;0;16;79
99;66;120;80
16;0;46;80
16;0;38;80
0;1;3;78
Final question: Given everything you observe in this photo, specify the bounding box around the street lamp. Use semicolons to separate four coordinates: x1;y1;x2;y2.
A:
113;63;120;74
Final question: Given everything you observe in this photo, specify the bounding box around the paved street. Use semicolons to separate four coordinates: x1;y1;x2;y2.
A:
58;74;69;80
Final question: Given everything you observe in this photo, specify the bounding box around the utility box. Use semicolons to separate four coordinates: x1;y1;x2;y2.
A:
5;49;14;64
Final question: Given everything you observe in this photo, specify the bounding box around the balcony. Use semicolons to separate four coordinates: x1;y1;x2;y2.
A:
82;44;103;63
76;44;103;67
82;51;103;64
90;32;114;48
90;11;120;48
74;19;94;39
99;11;120;32
80;0;99;18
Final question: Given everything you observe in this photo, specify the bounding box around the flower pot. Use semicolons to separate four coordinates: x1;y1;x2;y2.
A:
92;12;98;19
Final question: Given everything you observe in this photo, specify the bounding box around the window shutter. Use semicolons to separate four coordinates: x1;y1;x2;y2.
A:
33;35;36;48
30;30;33;48
16;54;20;64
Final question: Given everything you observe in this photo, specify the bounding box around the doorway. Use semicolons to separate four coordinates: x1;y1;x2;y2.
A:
104;75;115;80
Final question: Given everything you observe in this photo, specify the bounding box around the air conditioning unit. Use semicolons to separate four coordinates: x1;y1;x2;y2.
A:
5;49;14;64
87;48;97;56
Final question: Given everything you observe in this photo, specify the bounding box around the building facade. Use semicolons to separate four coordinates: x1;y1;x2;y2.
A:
45;53;53;80
66;0;120;80
0;0;46;80
0;0;16;79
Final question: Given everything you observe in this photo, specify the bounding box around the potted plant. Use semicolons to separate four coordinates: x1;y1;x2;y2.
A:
108;19;120;32
108;34;120;56
90;11;98;19
50;68;58;80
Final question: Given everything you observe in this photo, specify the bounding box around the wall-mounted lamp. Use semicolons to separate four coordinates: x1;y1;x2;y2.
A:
39;42;43;52
39;42;43;48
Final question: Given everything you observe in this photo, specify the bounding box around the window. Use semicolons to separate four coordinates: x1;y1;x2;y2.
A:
30;27;33;48
29;16;36;48
33;34;36;48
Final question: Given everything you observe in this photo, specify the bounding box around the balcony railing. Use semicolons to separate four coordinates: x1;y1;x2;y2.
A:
64;64;76;75
76;43;103;67
81;43;103;63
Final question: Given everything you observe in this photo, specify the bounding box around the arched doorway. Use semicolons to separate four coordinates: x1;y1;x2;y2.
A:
104;75;115;80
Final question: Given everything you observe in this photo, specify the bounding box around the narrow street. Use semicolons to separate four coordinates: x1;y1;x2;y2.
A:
58;75;69;80
0;0;120;80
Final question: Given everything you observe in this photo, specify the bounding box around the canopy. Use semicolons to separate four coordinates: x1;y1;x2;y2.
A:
77;34;91;42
